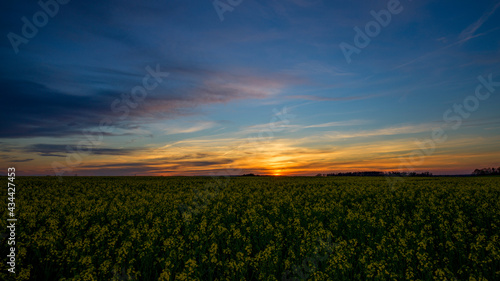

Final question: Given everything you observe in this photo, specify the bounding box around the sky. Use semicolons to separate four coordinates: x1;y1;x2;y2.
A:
1;0;499;176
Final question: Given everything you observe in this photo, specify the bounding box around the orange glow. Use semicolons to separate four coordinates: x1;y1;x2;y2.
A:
8;133;500;176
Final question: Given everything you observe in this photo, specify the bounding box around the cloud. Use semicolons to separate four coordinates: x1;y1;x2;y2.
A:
459;2;500;42
79;158;234;173
10;158;34;163
241;119;366;135
287;93;383;102
0;66;298;138
288;95;361;101
164;121;217;135
326;123;434;140
23;144;142;157
0;80;110;138
303;120;368;128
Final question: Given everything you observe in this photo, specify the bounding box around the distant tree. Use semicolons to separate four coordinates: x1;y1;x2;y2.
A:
472;168;500;176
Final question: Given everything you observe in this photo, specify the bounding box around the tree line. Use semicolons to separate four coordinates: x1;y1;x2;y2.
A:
472;167;500;176
316;171;433;177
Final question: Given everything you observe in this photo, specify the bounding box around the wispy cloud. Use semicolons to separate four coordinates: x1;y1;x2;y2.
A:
303;120;368;129
326;123;436;140
459;2;500;42
10;158;34;163
164;121;217;135
288;94;380;102
393;29;497;70
0;67;299;138
24;144;142;157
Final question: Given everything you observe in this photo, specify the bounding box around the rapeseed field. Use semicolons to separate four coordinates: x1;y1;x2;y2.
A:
1;176;498;280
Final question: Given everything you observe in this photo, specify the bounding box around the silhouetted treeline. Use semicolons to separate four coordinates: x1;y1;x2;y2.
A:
316;171;433;177
385;171;433;177
328;171;385;177
240;174;281;177
472;167;500;176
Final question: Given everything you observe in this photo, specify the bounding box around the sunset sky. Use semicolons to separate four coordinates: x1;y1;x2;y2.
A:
1;0;500;176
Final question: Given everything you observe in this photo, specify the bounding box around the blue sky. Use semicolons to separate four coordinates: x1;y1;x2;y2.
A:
1;0;499;176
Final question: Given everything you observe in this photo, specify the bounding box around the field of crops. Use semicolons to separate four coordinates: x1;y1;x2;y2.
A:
1;176;499;280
